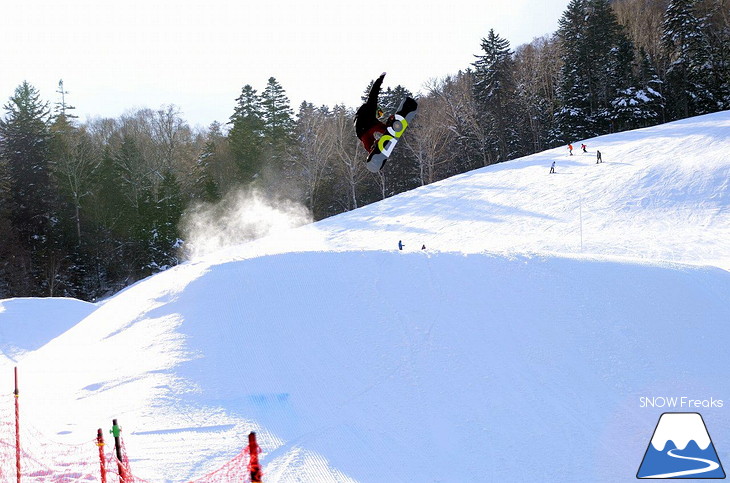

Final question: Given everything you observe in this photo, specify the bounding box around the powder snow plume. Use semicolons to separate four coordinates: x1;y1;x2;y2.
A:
180;187;313;259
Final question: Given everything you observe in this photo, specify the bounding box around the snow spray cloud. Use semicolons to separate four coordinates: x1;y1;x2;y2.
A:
180;188;313;260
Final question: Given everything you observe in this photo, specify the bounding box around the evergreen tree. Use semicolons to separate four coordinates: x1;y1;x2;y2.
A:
228;85;265;183
380;85;413;114
0;153;25;296
699;0;730;110
196;138;222;203
86;147;132;295
0;81;63;295
200;120;237;196
261;77;295;141
473;29;521;162
661;0;716;118
612;48;665;129
555;0;638;140
260;77;295;173
111;134;157;279
555;0;593;142
601;21;638;132
585;0;628;131
54;79;78;124
145;170;183;271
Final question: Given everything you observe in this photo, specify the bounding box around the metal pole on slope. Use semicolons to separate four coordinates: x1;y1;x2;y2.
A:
14;367;20;483
579;196;584;251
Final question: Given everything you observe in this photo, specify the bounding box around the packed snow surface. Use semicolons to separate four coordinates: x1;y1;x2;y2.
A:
1;111;730;482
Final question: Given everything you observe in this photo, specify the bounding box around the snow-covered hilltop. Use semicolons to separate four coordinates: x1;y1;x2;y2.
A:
651;413;712;451
1;111;730;482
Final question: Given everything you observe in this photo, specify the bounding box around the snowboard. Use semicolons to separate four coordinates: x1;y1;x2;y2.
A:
366;96;418;172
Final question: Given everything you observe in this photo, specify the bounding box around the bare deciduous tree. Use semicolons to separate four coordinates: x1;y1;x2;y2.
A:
330;104;369;210
404;78;457;185
292;103;336;211
514;35;561;153
51;125;101;244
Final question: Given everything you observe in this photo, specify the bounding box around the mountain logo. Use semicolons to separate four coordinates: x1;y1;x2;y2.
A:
637;412;725;479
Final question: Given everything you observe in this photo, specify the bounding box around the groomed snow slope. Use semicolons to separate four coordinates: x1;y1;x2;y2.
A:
0;298;96;362
1;111;730;482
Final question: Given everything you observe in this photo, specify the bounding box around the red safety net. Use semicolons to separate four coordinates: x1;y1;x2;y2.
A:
0;391;263;482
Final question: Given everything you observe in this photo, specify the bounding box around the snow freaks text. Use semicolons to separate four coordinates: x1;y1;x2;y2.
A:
640;397;724;409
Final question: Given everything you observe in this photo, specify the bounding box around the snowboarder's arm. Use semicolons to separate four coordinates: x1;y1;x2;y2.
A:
366;73;386;106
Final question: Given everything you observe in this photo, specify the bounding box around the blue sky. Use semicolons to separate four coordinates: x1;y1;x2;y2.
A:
0;0;569;128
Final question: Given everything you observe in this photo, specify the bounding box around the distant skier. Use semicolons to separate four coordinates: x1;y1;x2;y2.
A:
568;144;573;155
354;72;389;155
550;161;556;174
581;143;587;153
398;240;405;250
596;150;602;164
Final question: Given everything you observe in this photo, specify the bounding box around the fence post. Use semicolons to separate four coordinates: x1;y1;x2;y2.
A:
110;419;126;482
248;431;262;482
14;367;20;483
97;429;107;483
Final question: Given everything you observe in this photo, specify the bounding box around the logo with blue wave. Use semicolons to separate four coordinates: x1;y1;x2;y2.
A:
637;412;725;479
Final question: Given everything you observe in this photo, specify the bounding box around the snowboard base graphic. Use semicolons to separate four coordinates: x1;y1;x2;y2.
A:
366;96;418;172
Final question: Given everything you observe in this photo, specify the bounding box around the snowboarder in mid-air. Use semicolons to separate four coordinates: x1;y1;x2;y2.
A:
354;72;418;172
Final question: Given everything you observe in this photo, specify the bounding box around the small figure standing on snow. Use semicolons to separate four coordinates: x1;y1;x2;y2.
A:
354;72;388;155
581;143;587;153
398;240;405;250
568;144;573;155
596;150;602;164
550;161;556;174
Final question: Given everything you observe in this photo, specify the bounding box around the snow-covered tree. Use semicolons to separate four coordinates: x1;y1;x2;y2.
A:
554;0;592;142
473;29;521;163
0;82;62;295
228;85;265;183
661;0;716;118
611;48;665;129
261;77;295;154
555;0;638;140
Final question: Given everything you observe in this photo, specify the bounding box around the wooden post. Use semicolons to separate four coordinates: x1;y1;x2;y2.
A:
14;367;20;483
248;431;263;482
97;429;107;483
